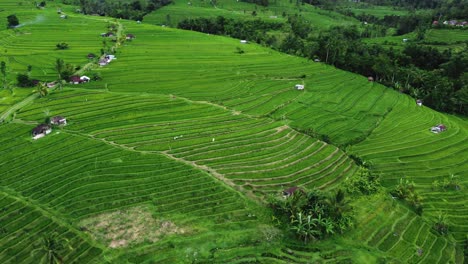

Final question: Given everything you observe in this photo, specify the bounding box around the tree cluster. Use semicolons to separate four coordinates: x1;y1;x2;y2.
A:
391;178;423;215
240;0;269;7
7;14;19;28
75;0;171;21
344;167;380;195
268;189;353;243
178;16;282;44
280;24;468;115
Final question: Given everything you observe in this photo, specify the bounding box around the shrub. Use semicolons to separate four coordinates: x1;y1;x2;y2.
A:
16;73;34;87
7;15;19;28
56;42;69;50
433;212;449;235
345;166;380;195
391;178;423;215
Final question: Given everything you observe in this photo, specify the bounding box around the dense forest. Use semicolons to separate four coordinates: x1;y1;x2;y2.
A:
64;0;172;20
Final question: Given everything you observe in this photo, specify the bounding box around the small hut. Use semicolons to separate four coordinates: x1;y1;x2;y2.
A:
368;76;374;82
99;59;109;66
430;124;446;134
69;75;81;84
295;84;305;90
50;116;67;126
126;34;135;40
32;124;52;140
240;40;248;44
282;187;304;198
416;99;423;106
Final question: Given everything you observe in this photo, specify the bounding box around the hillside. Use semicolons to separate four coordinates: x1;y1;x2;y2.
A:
0;1;466;263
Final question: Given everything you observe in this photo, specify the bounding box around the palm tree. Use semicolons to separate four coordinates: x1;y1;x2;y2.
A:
55;59;64;90
326;189;351;221
290;212;320;243
34;82;49;97
32;232;71;264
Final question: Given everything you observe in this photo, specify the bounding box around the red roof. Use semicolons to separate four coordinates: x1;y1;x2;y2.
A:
70;75;81;82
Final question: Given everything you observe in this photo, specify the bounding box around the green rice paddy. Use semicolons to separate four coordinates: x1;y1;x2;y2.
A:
0;0;466;263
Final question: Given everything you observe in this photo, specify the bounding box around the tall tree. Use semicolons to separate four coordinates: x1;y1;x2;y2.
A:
7;14;19;28
0;61;7;90
55;59;64;90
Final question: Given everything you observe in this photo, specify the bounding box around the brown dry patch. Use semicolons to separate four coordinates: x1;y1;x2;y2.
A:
275;125;290;133
79;206;187;249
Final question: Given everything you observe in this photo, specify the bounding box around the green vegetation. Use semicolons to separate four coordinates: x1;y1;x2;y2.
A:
7;14;19;28
0;0;466;263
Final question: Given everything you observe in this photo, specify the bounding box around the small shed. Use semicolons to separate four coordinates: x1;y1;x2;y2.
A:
314;58;320;62
69;75;81;84
50;116;67;126
80;76;90;83
368;76;374;82
32;124;52;140
431;124;446;134
240;40;248;44
60;14;67;19
126;34;135;40
99;59;109;66
282;186;302;197
46;82;56;88
416;99;423;106
295;84;305;90
105;54;116;61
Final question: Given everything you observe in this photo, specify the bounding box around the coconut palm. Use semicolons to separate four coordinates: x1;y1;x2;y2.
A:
34;82;49;97
31;232;71;264
55;59;64;90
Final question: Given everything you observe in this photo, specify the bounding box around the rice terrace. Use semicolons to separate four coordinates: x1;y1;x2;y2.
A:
0;0;466;263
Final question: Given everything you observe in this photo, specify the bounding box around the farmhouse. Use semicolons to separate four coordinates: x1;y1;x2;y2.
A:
99;59;109;66
126;34;135;40
32;124;52;140
431;124;446;134
295;84;305;90
46;81;56;88
70;75;81;84
69;75;91;84
282;186;302;198
105;54;116;61
50;116;67;125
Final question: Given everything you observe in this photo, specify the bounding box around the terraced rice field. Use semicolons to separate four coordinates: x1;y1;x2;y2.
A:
0;1;110;83
15;89;357;196
350;95;468;243
0;1;466;263
81;21;400;146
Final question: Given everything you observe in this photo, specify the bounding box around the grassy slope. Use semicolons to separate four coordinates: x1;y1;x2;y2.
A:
0;1;466;263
